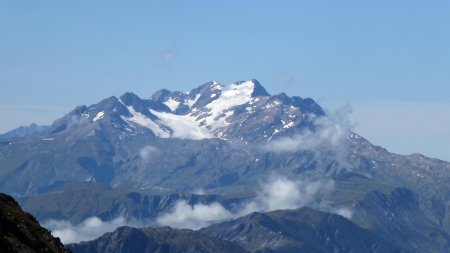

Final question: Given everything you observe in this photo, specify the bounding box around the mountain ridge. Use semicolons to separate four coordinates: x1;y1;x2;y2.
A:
2;79;325;143
1;79;450;252
67;207;406;253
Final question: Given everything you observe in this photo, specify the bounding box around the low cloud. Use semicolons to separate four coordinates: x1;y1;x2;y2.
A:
139;145;159;162
263;104;354;169
43;216;151;244
263;117;347;152
264;105;353;152
240;175;334;214
155;175;350;230
192;188;206;195
156;201;233;230
335;207;354;219
313;200;354;220
45;175;353;242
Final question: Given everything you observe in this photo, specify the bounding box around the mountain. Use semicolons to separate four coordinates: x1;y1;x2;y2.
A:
351;187;450;253
67;226;248;253
0;79;332;196
0;123;47;140
0;192;69;253
200;207;405;253
19;182;245;224
3;79;449;198
46;79;324;142
68;208;405;253
1;79;450;252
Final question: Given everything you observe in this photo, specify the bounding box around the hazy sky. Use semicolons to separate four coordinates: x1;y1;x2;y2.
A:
1;1;449;161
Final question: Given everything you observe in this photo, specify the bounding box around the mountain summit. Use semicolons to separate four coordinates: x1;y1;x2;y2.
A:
45;79;324;142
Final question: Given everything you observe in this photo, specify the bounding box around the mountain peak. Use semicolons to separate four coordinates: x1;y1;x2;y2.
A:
151;89;172;102
234;79;270;97
41;79;325;142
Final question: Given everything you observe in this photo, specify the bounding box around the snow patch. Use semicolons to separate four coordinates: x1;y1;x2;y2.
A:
186;94;201;108
164;98;180;112
200;80;255;129
122;106;170;138
150;109;214;140
283;122;295;129
93;111;104;122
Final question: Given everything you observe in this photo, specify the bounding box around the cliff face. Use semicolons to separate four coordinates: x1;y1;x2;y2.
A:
0;193;69;253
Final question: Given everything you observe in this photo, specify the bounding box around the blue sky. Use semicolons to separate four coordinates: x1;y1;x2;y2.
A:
1;1;449;160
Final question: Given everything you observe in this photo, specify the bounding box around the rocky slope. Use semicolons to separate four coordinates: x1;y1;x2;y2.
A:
200;207;406;253
68;207;406;253
19;182;245;224
351;187;450;253
0;193;69;253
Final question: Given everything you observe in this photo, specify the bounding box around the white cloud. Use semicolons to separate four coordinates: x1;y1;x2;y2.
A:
156;201;233;230
335;207;354;219
265;104;353;153
240;176;334;214
192;188;206;195
262;104;355;170
155;175;349;230
43;216;149;244
44;175;353;243
43;216;154;244
139;145;159;162
263;116;348;152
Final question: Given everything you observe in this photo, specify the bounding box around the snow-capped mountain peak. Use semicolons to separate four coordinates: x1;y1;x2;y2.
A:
46;79;324;142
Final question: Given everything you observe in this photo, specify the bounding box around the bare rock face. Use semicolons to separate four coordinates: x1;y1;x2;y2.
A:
0;193;69;253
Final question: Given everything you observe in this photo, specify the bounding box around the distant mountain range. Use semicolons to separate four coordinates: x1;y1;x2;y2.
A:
68;226;248;253
68;207;405;253
1;79;450;252
200;207;405;253
0;123;46;140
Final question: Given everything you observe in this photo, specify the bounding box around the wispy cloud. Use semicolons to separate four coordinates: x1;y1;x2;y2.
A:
262;116;348;152
153;47;179;73
139;145;159;163
264;104;353;152
262;104;354;169
274;72;296;87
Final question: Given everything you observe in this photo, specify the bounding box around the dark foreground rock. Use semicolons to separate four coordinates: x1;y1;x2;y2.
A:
0;193;69;253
